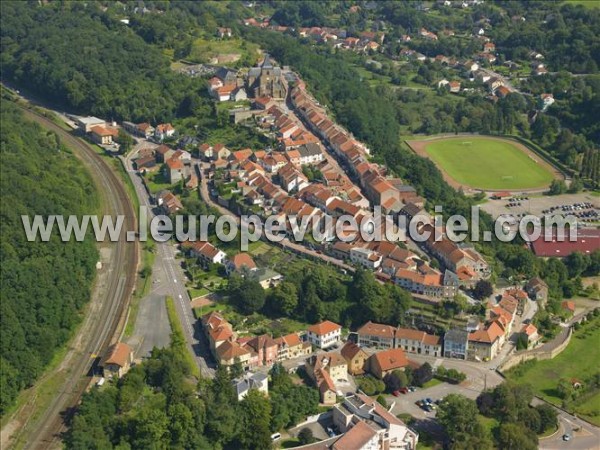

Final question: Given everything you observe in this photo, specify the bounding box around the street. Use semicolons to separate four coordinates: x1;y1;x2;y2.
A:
123;143;215;377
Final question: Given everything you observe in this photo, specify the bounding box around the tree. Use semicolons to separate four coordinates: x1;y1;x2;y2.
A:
229;277;266;314
266;281;298;317
518;407;541;434
358;376;385;396
564;252;590;278
473;280;494;300
384;370;408;392
535;404;558;433
376;395;387;408
497;423;538;450
412;363;433;387
453;293;468;314
298;428;315;445
117;129;134;154
237;389;272;450
437;394;493;449
548;179;567;195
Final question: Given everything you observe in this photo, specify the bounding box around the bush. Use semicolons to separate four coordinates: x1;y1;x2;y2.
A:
298;428;315;445
358;376;385;396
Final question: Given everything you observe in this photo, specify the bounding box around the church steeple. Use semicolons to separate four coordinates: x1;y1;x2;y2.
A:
261;54;273;69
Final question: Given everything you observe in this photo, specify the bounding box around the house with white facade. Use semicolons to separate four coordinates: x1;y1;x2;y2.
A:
306;320;342;349
350;247;382;270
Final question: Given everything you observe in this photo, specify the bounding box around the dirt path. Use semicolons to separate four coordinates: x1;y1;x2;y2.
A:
406;135;564;194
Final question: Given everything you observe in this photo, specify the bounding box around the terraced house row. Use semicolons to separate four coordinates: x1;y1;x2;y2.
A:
357;321;443;357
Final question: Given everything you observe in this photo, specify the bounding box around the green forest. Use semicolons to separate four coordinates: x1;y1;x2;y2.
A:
0;102;99;414
0;2;208;123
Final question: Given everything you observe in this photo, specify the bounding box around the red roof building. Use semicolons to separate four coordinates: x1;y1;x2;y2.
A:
530;229;600;257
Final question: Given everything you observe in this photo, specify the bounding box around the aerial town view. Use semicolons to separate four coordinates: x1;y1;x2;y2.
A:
1;1;599;450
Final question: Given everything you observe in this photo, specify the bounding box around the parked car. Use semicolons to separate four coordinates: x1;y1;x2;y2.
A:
399;387;409;394
562;434;571;441
392;391;401;397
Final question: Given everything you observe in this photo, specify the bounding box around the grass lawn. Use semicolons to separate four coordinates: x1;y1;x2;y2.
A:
563;0;600;7
505;316;600;425
418;137;555;190
188;38;259;65
144;170;175;194
421;378;443;389
478;414;500;436
165;297;200;378
188;286;210;298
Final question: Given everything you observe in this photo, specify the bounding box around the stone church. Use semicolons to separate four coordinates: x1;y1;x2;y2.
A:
246;54;286;99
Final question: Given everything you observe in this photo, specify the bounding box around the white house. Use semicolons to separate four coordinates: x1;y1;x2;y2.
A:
155;123;175;140
350;247;382;270
306;320;342;349
232;372;268;401
297;143;324;165
231;87;248;102
187;241;227;266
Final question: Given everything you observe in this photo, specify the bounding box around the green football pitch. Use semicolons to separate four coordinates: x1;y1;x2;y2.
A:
420;137;556;190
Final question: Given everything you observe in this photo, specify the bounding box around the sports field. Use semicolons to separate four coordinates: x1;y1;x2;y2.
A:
408;136;557;191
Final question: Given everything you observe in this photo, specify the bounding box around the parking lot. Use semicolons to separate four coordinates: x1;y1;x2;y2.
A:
481;192;599;226
288;415;335;441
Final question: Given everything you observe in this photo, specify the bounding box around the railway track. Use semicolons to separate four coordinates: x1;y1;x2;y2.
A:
9;106;138;450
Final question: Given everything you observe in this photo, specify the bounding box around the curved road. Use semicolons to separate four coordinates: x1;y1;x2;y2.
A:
2;105;138;450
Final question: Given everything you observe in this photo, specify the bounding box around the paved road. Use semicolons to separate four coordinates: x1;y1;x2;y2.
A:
3;104;138;450
123;147;215;377
126;289;171;358
534;398;600;450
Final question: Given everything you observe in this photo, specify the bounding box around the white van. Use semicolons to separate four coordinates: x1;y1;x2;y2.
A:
270;433;281;442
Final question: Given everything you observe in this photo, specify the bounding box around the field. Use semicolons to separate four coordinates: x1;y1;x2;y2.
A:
563;0;600;8
187;38;259;66
407;136;558;191
505;316;600;425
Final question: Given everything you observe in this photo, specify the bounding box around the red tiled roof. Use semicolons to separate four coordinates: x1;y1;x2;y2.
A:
332;421;377;450
307;320;341;336
103;342;132;367
371;348;409;372
340;341;366;360
521;323;538;337
531;230;600;257
230;253;256;271
562;300;575;312
357;321;395;339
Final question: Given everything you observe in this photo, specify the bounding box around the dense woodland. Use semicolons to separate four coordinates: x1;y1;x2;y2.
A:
0;2;210;124
227;267;412;328
436;382;558;450
66;343;316;450
0;102;99;414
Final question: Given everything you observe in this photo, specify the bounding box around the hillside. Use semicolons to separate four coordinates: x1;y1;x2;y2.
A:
0;102;99;415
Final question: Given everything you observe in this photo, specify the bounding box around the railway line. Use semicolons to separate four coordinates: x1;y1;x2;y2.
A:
6;105;138;450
